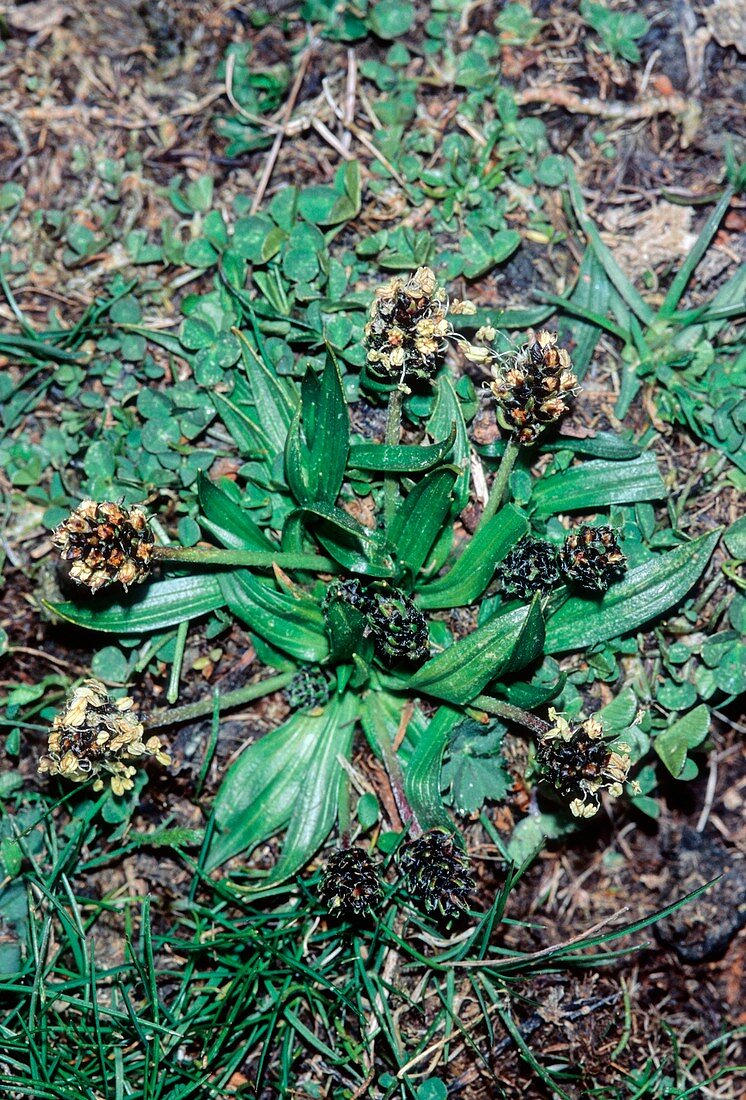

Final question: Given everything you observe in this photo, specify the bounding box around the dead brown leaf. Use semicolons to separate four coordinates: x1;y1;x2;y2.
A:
600;201;697;283
705;0;746;54
8;1;71;33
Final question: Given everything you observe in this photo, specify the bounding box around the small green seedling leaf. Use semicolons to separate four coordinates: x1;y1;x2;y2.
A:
654;705;710;778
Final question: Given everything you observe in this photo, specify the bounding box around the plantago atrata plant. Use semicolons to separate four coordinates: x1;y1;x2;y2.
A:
48;271;721;900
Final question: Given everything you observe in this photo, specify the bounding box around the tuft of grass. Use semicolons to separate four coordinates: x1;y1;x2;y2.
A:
2;797;741;1098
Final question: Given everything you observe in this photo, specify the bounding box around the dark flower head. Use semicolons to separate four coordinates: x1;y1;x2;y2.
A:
559;524;627;593
499;535;560;599
323;579;430;667
284;667;330;711
398;829;474;919
322;577;373;616
490;331;578;444
319;847;382;918
52;500;154;593
535;711;633;818
366;583;430;666
38;679;170;796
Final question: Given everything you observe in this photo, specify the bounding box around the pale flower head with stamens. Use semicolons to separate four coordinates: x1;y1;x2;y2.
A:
38;679;170;796
364;267;492;389
490;330;579;443
536;709;634;818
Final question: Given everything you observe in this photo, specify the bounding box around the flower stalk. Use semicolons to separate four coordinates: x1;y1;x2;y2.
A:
366;711;420;835
383;384;404;526
471;695;552;736
151;544;337;572
479;438;520;526
146;671;295;729
52;500;338;594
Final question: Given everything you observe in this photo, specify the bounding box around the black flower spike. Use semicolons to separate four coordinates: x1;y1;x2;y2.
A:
319;847;382;918
322;577;374;616
559;524;627;593
367;583;430;666
284;667;330;711
499;535;560;599
398;829;474;919
489;331;578;444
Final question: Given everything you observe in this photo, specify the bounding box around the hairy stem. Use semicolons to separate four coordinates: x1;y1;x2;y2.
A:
479;438;520;525
369;710;421;836
376;674;551;739
383;385;404;526
152;545;336;572
338;774;351;849
471;695;551;736
146;671;294;729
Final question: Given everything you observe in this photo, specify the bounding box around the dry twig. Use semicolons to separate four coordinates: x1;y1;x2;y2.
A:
251;44;314;214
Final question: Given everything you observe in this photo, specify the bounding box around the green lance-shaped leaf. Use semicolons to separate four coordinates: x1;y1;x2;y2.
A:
219;569;329;662
659;185;734;318
297;501;396;577
405;705;463;832
406;597;545;705
348;423;457;474
285;348;350;506
566;165;655;328
557;247;615;381
212;370;296;467
265;693;359;885
235;327;298;451
211;329;298;464
654;704;710;778
540;430;642;461
198;472;277;551
206;694;357;873
48;574;225;634
210;383;264;461
388;466;458;579
479;430;643;463
531;453;665;518
417;504;528;609
426;374;471;511
544;528;721;653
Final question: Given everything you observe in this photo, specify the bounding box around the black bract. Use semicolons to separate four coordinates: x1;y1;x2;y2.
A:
559;524;627;593
398;829;475;919
319;848;382;918
499;535;561;599
323;579;430;667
